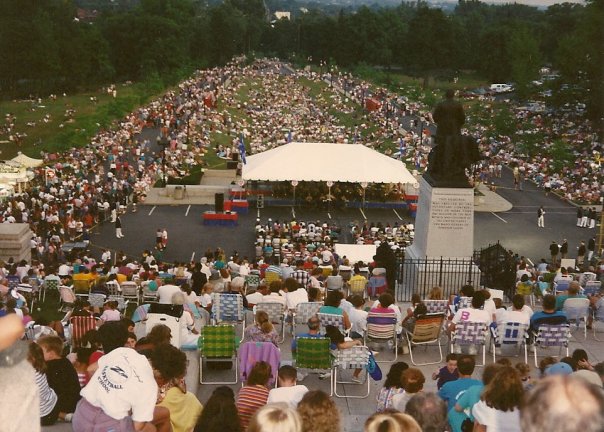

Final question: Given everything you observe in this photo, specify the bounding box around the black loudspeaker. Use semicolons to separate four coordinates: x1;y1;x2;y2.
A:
226;161;238;169
231;153;239;162
215;193;224;213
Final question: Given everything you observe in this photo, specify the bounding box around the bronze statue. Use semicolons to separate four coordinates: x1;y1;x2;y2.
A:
426;90;480;187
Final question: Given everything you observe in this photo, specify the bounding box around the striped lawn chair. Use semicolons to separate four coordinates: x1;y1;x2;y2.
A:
88;293;106;309
42;278;60;303
367;275;388;298
583;281;601;297
424;300;449;314
333;346;371;398
349;277;368;298
364;312;398;363
120;282;140;306
244;274;261;292
318;312;349;336
404;313;445;366
294;337;333;393
58;286;77;313
291;302;323;335
533;324;570;367
70;315;98;349
211;293;245;340
198;324;239;384
264;271;282;285
491;321;528;363
255;302;286;343
451;321;489;366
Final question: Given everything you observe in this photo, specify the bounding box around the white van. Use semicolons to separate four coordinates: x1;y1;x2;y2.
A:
489;83;513;93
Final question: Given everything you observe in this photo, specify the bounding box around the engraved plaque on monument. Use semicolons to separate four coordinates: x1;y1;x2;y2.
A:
407;177;475;259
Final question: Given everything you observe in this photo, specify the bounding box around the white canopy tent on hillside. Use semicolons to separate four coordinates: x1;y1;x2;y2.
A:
10;152;43;168
241;142;417;184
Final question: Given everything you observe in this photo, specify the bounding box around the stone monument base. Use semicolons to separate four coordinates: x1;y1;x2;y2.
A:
0;224;33;263
409;176;475;258
400;176;481;298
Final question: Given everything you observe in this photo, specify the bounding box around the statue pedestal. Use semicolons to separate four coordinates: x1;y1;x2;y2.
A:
407;177;475;258
0;224;33;263
401;177;480;297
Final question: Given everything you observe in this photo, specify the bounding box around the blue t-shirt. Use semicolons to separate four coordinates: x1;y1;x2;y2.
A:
447;383;484;432
529;310;567;332
438;377;482;411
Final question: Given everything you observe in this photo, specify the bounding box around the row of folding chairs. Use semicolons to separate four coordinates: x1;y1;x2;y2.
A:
197;325;372;398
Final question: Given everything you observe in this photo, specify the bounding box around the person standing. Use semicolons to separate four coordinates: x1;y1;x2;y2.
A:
587;237;595;262
560;239;568;259
115;215;123;239
537;206;545;228
549;241;559;265
577;241;586;267
580;208;589;228
577;207;583;227
588;207;597;229
161;228;168;250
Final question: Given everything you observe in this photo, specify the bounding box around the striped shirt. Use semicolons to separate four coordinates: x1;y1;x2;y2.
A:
236;385;269;430
35;371;58;417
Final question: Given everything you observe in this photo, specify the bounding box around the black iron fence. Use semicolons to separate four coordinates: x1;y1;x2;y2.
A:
395;242;515;302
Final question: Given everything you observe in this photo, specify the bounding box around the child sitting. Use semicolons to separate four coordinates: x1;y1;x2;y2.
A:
432;353;459;390
37;335;81;422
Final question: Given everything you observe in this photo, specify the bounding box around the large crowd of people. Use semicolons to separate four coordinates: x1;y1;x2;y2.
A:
0;244;603;431
0;57;602;432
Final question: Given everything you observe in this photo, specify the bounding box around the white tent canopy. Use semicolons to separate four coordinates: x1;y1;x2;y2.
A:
242;142;417;184
10;152;43;168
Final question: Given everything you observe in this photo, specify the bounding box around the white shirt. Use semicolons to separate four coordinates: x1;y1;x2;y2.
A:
349;308;368;335
498;310;530;326
81;347;157;422
267;385;309;407
157;284;182;304
452;307;492;325
262;293;287;308
472;400;521;432
286;288;309;310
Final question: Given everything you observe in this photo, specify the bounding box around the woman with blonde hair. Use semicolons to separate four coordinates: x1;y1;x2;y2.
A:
297;390;340;432
248;403;302;432
428;286;444;300
243;310;279;346
364;412;421;432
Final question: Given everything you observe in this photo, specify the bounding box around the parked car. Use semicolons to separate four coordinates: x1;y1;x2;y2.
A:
489;83;514;94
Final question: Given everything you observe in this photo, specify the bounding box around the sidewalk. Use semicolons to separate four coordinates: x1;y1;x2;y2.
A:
474;182;513;213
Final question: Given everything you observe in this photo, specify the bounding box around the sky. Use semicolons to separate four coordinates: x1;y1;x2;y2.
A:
483;0;585;6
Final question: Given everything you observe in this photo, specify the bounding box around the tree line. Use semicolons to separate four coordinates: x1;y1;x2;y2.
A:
0;0;601;121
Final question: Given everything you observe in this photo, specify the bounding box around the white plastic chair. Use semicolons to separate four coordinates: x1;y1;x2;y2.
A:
562;297;590;339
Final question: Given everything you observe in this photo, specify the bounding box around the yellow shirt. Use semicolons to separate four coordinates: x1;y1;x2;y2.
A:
157;387;203;432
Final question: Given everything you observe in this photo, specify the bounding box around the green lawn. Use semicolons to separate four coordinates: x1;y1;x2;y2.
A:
0;83;166;159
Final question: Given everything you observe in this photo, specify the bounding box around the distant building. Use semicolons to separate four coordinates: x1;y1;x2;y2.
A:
274;11;291;20
76;8;99;22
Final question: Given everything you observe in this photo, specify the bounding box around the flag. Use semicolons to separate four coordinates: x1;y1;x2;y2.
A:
287;130;292;143
238;133;247;165
399;137;405;159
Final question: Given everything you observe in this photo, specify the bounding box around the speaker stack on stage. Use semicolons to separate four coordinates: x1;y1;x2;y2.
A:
215;193;224;213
